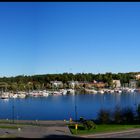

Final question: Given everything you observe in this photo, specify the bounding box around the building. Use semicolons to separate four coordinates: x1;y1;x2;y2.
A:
129;80;137;88
68;81;79;89
50;81;63;88
112;80;121;88
78;81;106;89
135;74;140;80
93;82;106;88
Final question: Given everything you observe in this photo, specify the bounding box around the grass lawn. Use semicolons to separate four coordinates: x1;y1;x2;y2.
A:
0;125;20;129
68;123;140;135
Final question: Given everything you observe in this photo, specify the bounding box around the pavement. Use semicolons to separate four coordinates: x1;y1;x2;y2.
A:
80;128;140;138
0;120;74;138
1;120;140;138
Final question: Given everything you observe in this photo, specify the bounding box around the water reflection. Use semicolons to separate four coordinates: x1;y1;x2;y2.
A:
0;92;140;120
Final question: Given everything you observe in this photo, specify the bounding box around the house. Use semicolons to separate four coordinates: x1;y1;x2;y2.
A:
50;81;63;88
135;74;140;80
68;81;79;88
129;80;137;88
113;80;121;88
94;82;106;88
78;81;106;89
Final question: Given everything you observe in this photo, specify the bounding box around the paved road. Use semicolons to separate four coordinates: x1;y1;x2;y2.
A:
2;120;140;138
0;120;73;138
80;128;140;138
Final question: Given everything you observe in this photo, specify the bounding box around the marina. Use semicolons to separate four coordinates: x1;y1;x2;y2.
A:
0;87;139;99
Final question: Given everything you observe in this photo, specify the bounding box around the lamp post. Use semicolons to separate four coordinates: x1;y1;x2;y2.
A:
75;93;77;122
74;81;78;123
12;99;15;124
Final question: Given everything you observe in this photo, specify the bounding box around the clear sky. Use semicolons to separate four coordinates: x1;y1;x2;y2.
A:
0;2;140;77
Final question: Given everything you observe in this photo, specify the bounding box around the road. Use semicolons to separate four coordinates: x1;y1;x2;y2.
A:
1;120;140;138
0;120;73;138
80;128;140;138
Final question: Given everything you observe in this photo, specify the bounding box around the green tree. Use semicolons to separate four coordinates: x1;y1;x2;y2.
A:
137;80;140;88
121;107;134;124
83;120;96;130
98;109;110;124
26;82;33;91
137;104;140;123
113;106;122;124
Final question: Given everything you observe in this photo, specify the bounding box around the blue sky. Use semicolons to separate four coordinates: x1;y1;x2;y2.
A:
0;2;140;77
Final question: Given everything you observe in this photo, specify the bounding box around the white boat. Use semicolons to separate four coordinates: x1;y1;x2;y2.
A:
98;90;104;94
110;90;115;93
18;94;26;98
67;89;75;94
9;93;14;98
42;91;49;97
114;89;122;93
53;91;62;96
60;89;67;95
85;89;97;94
12;94;18;98
129;89;135;93
1;94;9;99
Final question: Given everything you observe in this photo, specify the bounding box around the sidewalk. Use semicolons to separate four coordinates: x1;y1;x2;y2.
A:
80;128;140;138
0;120;73;138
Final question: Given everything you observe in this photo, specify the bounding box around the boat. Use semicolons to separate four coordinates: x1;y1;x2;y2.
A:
18;94;26;98
12;94;18;98
53;91;62;96
84;89;97;94
1;94;9;99
98;90;104;94
67;89;75;94
60;89;67;95
42;91;49;97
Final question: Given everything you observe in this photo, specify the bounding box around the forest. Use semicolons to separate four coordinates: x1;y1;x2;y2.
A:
0;72;140;91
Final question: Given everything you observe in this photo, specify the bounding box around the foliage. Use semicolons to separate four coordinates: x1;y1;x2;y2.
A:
79;117;85;123
113;106;122;124
0;72;138;91
121;107;134;124
98;109;110;124
137;80;140;88
69;124;140;135
98;107;136;124
137;104;140;116
83;120;96;130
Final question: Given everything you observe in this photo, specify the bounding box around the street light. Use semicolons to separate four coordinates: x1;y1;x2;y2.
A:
75;93;78;122
12;99;15;124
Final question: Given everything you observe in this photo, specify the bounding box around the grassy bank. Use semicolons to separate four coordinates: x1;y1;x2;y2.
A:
68;124;140;135
0;125;19;129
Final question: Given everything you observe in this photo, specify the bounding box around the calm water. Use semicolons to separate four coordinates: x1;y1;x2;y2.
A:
0;92;140;120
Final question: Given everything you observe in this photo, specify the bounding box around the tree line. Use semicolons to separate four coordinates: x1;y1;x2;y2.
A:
0;72;140;91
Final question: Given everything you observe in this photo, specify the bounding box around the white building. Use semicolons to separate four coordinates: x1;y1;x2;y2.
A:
135;74;140;80
50;81;63;88
68;81;79;89
129;80;137;88
113;80;121;88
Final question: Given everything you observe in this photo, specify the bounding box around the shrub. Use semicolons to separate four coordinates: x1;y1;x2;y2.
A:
137;104;140;120
79;117;85;123
98;109;110;124
113;106;122;124
83;120;96;130
121;107;134;124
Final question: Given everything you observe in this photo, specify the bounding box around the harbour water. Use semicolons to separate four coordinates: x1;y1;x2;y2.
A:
0;92;140;120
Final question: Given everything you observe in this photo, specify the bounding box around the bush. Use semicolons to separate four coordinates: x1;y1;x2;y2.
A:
137;104;140;121
113;106;122;124
98;109;110;124
121;107;134;124
83;120;96;130
79;117;85;123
